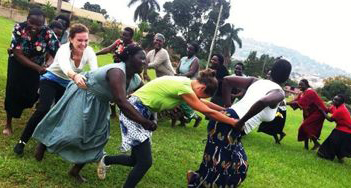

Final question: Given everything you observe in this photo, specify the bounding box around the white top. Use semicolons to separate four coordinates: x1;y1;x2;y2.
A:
146;48;175;77
231;79;283;134
47;43;98;80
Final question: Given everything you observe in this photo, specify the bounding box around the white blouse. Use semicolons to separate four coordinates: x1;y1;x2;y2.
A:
231;79;283;134
47;43;98;80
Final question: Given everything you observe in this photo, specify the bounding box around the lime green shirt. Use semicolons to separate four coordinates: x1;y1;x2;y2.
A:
133;76;194;112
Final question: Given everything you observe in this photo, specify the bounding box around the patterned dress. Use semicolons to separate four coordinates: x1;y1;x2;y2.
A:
5;21;60;118
33;63;141;164
188;108;248;187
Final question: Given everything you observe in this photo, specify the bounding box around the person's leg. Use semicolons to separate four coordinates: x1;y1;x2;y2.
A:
304;139;309;150
34;142;47;161
193;114;202;128
68;163;87;183
104;154;136;166
123;139;152;188
273;134;280;144
110;104;117;118
3;112;13;136
97;151;136;180
311;137;321;150
14;80;57;155
279;132;286;142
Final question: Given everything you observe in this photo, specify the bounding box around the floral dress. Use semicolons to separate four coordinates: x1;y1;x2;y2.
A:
188;108;248;187
5;21;60;118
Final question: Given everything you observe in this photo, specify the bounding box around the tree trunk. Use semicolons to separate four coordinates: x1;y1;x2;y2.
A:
206;3;223;69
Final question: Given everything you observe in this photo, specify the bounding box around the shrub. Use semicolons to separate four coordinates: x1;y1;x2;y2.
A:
98;20;121;47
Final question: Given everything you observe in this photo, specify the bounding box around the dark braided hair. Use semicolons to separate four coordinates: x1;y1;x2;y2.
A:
300;79;311;88
189;42;200;53
27;7;44;19
48;20;64;30
211;53;224;65
119;44;143;62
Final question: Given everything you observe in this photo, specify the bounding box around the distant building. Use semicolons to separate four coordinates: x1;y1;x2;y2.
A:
30;0;106;23
290;72;324;88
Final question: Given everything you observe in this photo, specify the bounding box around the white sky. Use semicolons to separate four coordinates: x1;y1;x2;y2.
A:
74;0;351;73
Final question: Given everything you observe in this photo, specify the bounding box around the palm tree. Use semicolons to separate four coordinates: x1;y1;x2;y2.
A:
128;0;161;22
220;23;243;66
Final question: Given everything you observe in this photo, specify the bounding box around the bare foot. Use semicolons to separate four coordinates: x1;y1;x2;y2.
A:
34;143;46;161
68;171;87;183
2;128;13;136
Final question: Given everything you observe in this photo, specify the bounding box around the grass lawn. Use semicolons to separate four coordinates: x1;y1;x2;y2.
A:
0;16;350;187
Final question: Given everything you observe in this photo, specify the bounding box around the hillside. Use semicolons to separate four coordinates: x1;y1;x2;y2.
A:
233;38;351;78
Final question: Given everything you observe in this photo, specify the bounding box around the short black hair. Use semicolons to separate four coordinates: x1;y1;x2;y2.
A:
270;59;292;84
55;14;70;28
27;7;44;19
235;62;244;70
119;44;143;62
211;53;224;65
336;94;346;104
124;27;134;37
189;42;199;53
300;79;311;88
48;20;63;30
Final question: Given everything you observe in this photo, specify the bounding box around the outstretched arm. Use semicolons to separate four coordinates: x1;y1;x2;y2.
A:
108;68;156;131
318;106;334;122
200;99;225;111
96;41;117;56
235;89;285;130
182;93;237;126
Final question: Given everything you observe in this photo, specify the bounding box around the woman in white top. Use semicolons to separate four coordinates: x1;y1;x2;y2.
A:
187;59;291;188
14;24;98;156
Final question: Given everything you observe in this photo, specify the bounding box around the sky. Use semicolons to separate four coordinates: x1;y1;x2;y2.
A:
74;0;351;73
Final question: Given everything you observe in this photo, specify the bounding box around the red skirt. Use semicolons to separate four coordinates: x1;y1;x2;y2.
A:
298;110;325;141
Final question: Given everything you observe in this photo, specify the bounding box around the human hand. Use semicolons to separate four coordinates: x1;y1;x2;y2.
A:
143;74;150;82
142;120;157;131
232;119;244;131
74;74;87;89
37;67;46;74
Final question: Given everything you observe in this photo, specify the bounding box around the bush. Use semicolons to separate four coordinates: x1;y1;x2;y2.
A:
98;21;122;47
320;76;351;104
71;17;103;34
42;1;55;22
12;0;29;9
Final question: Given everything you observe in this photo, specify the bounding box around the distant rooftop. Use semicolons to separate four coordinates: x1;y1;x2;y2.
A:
30;0;106;23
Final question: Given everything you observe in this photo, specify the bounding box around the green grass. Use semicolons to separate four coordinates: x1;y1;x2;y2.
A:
0;16;350;187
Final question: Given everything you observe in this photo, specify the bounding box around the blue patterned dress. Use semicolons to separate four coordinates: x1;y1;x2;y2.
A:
32;63;141;164
188;108;248;187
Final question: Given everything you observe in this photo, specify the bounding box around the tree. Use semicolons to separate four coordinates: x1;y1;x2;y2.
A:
43;1;56;22
218;23;243;66
82;2;109;19
128;0;160;22
319;76;351;104
162;0;237;59
243;51;276;78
